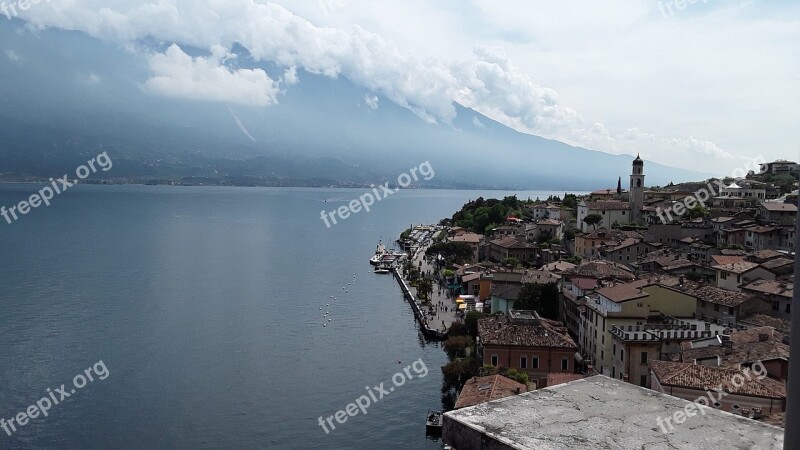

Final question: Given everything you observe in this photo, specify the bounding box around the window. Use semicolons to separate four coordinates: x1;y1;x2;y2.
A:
786;303;791;314
714;304;719;312
720;272;728;280
620;349;624;362
611;367;615;378
491;355;498;366
773;301;780;311
520;356;527;369
561;358;569;371
531;357;539;369
640;375;647;387
728;307;734;315
641;352;648;364
613;344;616;356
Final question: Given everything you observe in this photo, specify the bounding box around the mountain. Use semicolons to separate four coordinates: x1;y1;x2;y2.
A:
0;21;707;190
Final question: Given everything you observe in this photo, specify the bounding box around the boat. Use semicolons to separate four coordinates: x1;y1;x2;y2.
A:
374;266;391;274
370;240;407;265
426;410;443;432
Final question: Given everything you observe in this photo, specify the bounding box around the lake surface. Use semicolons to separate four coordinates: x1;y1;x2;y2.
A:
0;184;571;449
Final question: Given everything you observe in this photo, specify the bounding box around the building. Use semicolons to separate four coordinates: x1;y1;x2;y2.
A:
610;316;727;388
449;232;484;264
583;279;698;376
760;159;798;175
630;155;645;223
487;237;538;263
711;261;775;291
443;376;785;450
759;202;798;225
478;311;578;385
576;200;632;232
649;361;786;416
454;375;527;409
741;280;794;320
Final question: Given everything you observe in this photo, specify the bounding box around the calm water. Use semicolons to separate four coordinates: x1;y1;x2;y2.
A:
0;184;569;449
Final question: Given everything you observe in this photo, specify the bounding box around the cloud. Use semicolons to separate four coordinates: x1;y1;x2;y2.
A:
144;44;281;106
229;107;257;142
363;94;378;110
283;66;298;85
11;0;797;171
5;49;20;61
472;117;485;129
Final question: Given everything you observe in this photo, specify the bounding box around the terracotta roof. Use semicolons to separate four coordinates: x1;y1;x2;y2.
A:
649;361;785;398
750;250;784;261
489;237;534;249
760;258;794;271
712;261;760;274
450;233;483;244
478;315;577;349
740;314;791;333
679;327;789;370
570;260;635;281
540;261;577;274
741;280;793;299
454;375;527;409
522;270;559;285
711;255;747;266
672;281;752;307
760;202;798;212
596;282;649;303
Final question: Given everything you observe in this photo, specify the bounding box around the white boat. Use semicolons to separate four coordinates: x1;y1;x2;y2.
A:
370;240;407;265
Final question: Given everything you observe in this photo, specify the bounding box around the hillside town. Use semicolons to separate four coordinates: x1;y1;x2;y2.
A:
397;157;798;449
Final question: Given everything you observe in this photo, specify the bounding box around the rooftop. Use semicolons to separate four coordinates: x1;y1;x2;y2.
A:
649;360;785;398
741;279;794;298
670;281;752;307
760;202;798;212
454;375;527;409
478;314;576;349
443;376;784;450
712;261;760;274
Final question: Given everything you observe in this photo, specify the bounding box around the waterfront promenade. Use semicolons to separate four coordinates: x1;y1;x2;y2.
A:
395;233;461;337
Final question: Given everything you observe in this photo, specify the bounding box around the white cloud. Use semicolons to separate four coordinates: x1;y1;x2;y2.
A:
363;94;378;110
283;66;298;85
144;44;281;107
10;0;800;172
5;49;20;61
472;117;485;129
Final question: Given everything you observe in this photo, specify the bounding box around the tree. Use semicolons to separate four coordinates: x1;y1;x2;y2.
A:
688;204;711;220
562;193;578;210
417;277;433;301
448;321;468;337
444;335;474;359
583;214;602;230
515;282;560;319
425;242;474;265
464;311;486;338
504;368;529;386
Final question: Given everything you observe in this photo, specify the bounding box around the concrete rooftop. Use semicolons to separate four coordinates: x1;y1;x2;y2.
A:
444;375;784;449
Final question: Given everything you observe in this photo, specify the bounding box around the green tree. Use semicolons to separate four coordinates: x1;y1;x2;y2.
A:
583;214;602;230
444;335;474;359
464;311;486;338
688;204;710;220
504;368;529;386
515;282;560;319
417;277;433;301
448;321;468;337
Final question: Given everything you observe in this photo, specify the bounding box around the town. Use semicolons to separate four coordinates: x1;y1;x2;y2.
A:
387;156;797;449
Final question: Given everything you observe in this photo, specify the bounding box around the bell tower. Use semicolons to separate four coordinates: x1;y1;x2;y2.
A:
630;154;644;223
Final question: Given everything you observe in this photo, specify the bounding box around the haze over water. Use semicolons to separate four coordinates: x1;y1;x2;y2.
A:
0;184;571;449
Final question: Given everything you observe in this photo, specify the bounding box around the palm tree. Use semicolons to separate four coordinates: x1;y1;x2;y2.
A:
417;277;433;302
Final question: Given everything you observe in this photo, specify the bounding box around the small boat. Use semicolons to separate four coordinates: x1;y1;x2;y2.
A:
426;410;443;432
374;267;391;274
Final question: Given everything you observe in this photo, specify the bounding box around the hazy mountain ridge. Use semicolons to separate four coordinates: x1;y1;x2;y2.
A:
0;21;708;190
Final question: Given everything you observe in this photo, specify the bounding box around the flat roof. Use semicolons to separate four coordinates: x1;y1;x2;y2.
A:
444;375;783;449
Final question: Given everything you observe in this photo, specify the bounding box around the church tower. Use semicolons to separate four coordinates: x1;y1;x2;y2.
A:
630;154;644;223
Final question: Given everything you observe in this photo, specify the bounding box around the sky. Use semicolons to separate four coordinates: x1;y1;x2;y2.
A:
6;0;800;173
